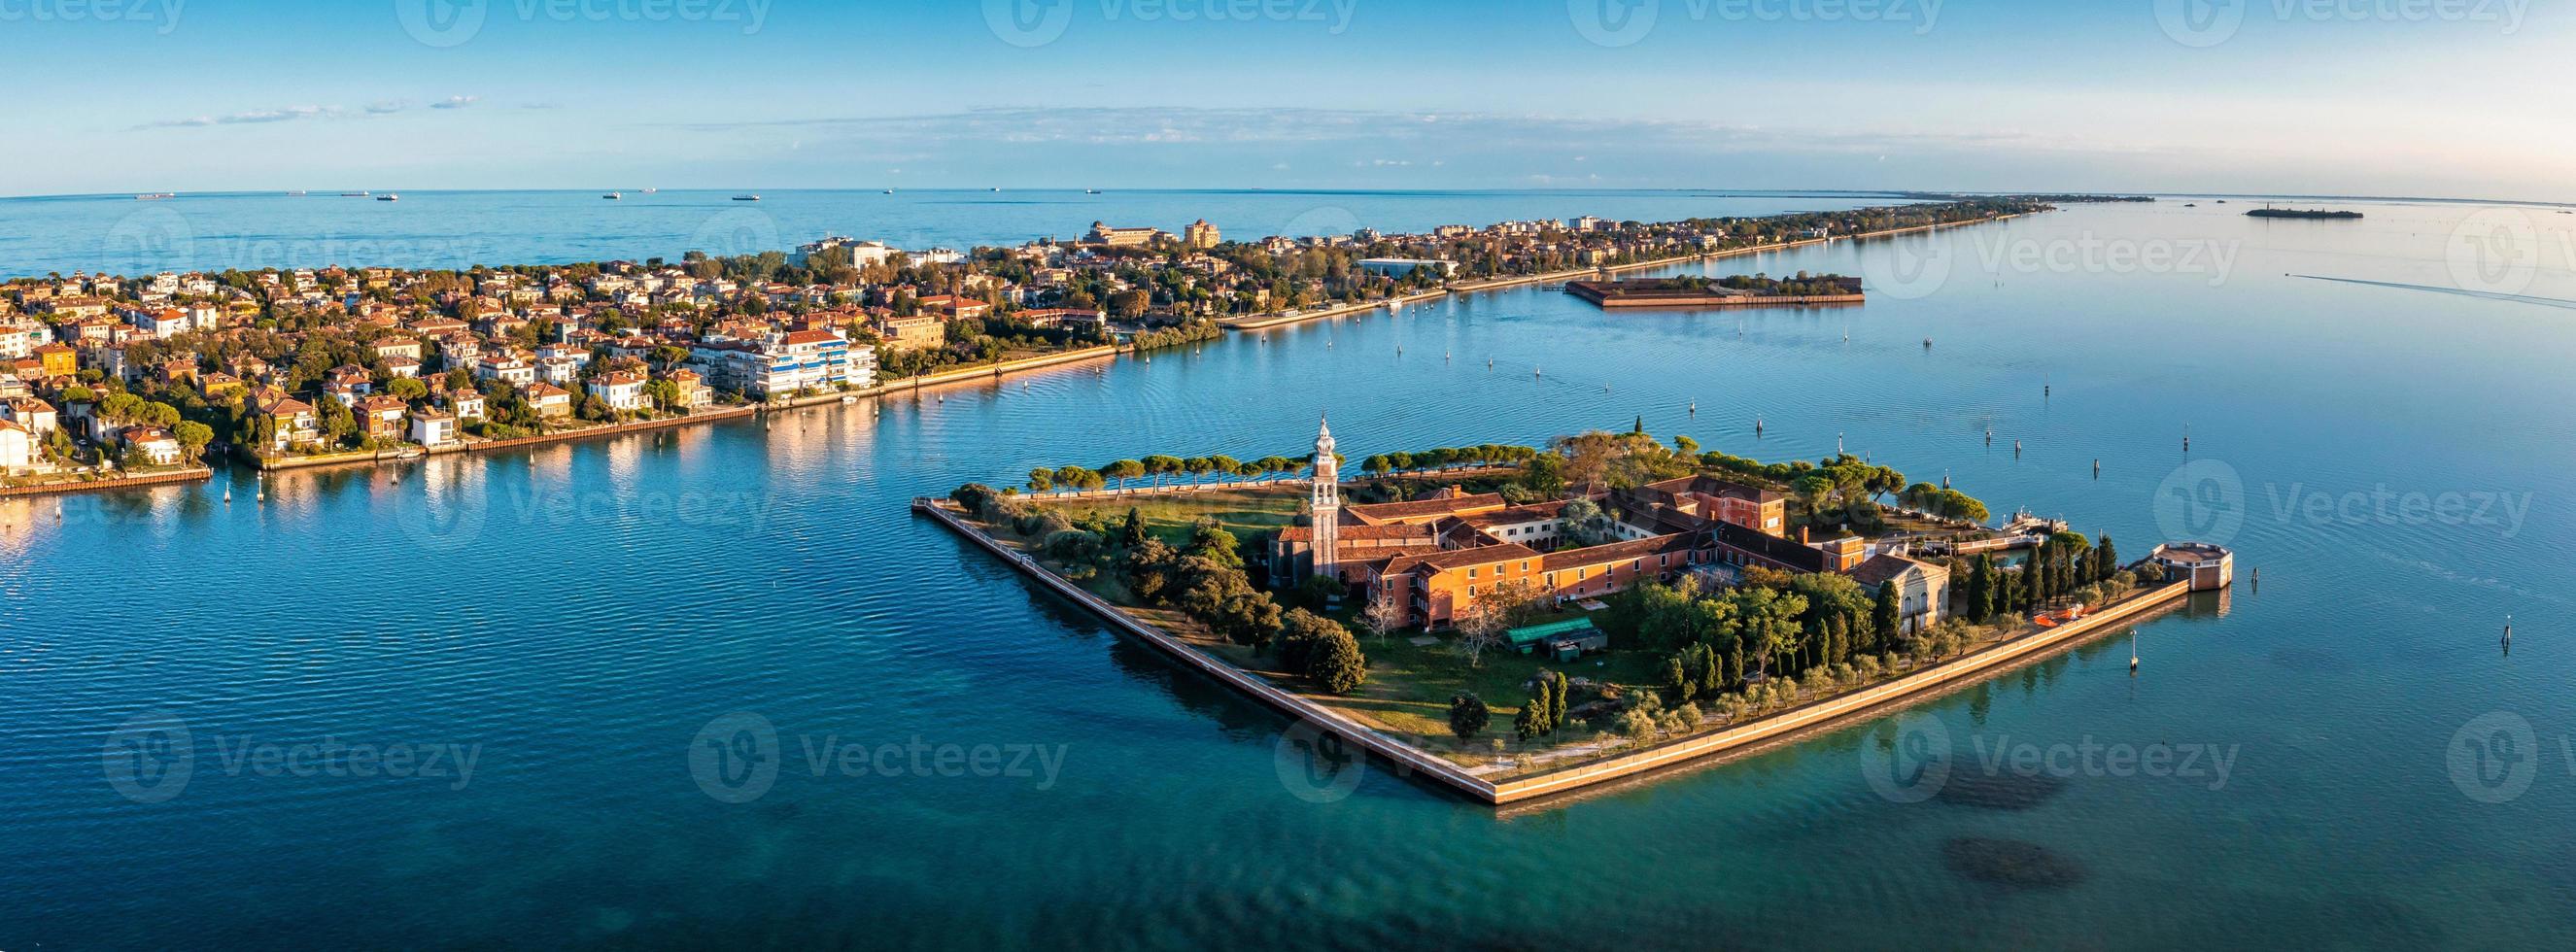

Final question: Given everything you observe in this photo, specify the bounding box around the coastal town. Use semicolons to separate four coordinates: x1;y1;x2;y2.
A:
0;197;2048;493
926;418;2234;804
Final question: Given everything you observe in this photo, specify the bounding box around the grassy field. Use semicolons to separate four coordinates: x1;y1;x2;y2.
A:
1048;485;1307;548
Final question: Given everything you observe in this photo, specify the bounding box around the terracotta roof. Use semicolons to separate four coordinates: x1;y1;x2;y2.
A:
1539;532;1694;572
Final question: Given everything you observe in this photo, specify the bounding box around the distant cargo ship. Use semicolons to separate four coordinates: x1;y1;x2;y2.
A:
602;191;621;199
133;192;175;200
2247;207;2361;220
377;193;399;201
732;194;761;201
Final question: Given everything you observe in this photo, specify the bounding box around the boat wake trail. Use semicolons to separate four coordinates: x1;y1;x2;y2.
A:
2288;274;2576;310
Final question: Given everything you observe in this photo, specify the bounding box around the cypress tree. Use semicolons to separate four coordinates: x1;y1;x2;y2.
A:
1666;654;1692;698
1120;507;1149;550
1972;555;1997;624
1873;582;1903;642
1514;700;1544;741
2096;534;2117;582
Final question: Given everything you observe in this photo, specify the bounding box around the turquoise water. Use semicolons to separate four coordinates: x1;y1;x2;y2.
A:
7;199;2576;948
0;187;1921;280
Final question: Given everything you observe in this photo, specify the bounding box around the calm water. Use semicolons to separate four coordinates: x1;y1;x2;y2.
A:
8;198;2576;949
0;187;1925;279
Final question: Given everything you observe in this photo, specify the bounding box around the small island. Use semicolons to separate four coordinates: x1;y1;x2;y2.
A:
1566;273;1865;309
918;420;2231;804
2246;207;2363;220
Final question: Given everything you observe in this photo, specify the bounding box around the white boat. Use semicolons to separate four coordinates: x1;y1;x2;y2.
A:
377;193;399;201
883;188;895;194
640;187;658;193
732;194;761;201
602;191;622;199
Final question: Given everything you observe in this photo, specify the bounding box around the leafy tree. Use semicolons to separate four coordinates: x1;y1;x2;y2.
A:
172;422;214;462
1448;694;1491;743
1306;622;1367;695
1118;507;1150;549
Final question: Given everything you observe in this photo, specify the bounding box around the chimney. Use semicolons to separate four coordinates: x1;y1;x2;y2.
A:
1800;525;1809;545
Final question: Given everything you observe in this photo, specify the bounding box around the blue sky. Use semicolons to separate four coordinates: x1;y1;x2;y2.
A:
5;0;2564;200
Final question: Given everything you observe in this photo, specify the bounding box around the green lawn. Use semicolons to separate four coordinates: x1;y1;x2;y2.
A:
1049;485;1305;548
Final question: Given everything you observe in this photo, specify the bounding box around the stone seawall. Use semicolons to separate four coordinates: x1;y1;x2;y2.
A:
915;494;2195;806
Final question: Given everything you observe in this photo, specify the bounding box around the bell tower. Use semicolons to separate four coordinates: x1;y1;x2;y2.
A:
1310;414;1340;581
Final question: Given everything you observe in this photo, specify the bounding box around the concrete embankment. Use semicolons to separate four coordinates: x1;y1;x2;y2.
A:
915;493;2193;806
0;466;213;498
